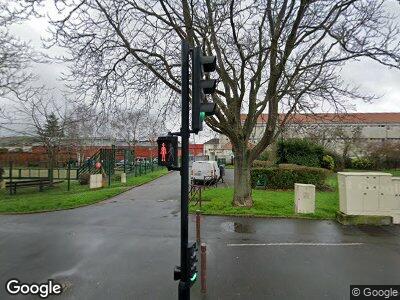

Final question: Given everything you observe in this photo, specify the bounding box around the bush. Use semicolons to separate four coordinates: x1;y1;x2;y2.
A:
286;154;320;167
321;155;335;170
0;167;4;180
324;150;344;171
0;148;8;154
79;173;90;185
344;156;352;169
251;164;329;190
252;160;274;168
351;157;375;170
258;150;269;161
368;142;400;169
277;139;324;167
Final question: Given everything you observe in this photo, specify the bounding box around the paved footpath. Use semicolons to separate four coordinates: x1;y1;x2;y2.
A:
0;172;399;300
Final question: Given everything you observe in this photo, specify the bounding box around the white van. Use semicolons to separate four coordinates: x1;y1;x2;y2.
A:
191;161;220;183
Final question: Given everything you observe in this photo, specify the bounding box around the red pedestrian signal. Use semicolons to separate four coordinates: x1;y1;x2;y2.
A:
160;143;167;162
157;136;178;169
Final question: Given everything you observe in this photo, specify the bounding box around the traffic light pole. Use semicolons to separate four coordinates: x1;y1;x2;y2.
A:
179;39;191;300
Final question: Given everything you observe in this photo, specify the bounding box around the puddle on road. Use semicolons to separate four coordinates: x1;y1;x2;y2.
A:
221;222;255;233
357;226;395;237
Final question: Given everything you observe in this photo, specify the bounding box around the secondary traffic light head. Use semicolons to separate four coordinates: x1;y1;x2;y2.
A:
192;46;218;133
187;242;198;286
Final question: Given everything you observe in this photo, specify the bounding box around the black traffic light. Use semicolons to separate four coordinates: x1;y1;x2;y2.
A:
192;46;218;133
187;242;198;286
157;136;178;169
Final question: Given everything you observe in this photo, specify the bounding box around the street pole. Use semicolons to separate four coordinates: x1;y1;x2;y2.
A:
179;39;190;300
67;160;71;191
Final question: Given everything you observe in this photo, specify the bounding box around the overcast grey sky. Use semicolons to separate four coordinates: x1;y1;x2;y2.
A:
15;0;400;112
2;0;400;142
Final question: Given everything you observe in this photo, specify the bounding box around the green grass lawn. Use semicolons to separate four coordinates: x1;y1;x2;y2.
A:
0;168;168;213
190;168;400;220
190;187;338;219
190;174;339;220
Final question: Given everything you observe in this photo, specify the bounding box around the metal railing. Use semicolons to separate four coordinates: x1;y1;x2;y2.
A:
3;167;78;180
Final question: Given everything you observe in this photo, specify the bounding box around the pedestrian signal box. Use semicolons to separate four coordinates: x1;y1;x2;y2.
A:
157;136;178;169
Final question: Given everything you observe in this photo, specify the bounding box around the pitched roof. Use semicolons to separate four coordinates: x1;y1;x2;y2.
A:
241;113;400;124
204;138;219;145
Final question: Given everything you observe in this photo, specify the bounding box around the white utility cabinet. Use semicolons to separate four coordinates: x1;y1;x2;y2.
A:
90;174;103;189
338;172;400;224
295;183;315;214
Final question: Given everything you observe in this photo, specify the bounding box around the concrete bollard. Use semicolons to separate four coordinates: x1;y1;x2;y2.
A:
294;183;315;213
121;173;127;184
90;174;103;189
201;243;207;293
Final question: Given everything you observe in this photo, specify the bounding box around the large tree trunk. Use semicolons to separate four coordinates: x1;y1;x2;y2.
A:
233;146;253;207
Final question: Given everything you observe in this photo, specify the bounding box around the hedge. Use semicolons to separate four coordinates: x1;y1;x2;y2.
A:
277;139;325;168
351;157;375;170
251;164;330;190
321;155;335;171
252;160;274;168
324;150;345;171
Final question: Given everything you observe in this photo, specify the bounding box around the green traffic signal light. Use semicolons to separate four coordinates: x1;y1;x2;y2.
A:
200;112;206;122
190;272;197;282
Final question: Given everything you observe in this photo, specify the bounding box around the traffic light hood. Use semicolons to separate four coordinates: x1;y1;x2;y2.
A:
201;79;217;94
201;55;216;72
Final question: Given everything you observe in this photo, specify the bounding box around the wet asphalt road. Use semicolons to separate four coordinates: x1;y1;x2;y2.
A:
0;171;399;300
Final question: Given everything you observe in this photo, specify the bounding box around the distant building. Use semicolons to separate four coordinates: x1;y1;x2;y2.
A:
204;138;233;161
218;113;400;157
189;144;204;157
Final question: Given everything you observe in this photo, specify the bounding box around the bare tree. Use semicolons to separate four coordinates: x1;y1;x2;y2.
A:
145;118;163;161
110;107;147;148
300;123;363;158
46;0;400;206
0;0;43;101
64;103;98;165
8;93;69;181
332;125;363;159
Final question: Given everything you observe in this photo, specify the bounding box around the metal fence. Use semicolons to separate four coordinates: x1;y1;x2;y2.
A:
3;163;162;181
2;167;79;180
123;161;163;177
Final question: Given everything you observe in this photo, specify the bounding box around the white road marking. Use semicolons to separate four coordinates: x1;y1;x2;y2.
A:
227;242;364;247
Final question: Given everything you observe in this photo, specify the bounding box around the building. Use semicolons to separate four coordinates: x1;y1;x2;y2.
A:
203;138;233;161
189;144;204;157
218;113;400;157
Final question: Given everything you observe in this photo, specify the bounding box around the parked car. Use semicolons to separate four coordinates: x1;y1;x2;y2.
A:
191;161;220;184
